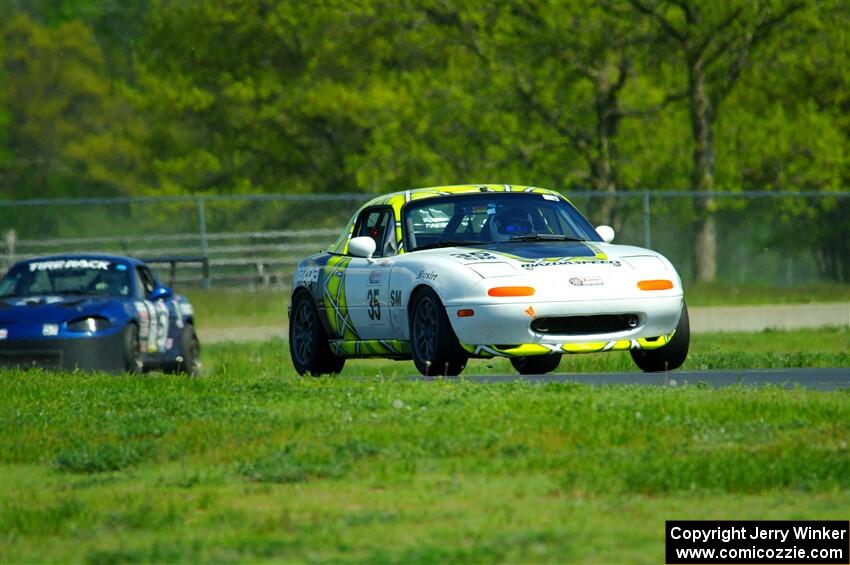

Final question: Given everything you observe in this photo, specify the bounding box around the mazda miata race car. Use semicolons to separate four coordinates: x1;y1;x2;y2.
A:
0;254;200;374
289;185;688;376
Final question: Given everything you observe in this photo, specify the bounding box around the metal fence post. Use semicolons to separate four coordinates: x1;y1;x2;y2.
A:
197;196;211;289
3;229;16;272
642;191;651;248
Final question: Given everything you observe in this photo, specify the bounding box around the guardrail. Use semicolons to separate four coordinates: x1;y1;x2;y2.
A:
2;190;848;288
3;228;341;289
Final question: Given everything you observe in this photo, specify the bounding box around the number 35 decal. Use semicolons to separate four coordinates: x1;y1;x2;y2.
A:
367;289;381;321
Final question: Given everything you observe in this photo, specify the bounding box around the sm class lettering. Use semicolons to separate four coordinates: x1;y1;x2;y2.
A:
390;290;402;307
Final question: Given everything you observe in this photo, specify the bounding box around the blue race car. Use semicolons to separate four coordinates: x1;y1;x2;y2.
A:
0;254;200;374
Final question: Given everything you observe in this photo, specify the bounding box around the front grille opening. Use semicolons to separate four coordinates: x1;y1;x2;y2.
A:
531;314;640;335
0;351;62;369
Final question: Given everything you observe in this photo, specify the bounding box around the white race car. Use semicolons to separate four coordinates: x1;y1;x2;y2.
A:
289;185;689;376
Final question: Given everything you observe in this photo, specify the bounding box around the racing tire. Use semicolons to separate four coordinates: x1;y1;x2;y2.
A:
409;287;468;376
510;354;562;375
289;291;345;376
630;303;690;372
123;323;143;374
175;324;201;376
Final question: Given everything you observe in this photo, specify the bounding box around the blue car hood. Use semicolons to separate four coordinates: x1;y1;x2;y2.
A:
0;295;129;324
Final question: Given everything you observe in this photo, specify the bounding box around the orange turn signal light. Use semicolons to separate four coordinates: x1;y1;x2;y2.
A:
488;286;535;297
637;279;674;291
456;309;475;318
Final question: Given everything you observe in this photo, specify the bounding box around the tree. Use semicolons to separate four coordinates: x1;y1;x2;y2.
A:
717;0;850;281
0;13;135;199
130;1;409;196
630;0;802;282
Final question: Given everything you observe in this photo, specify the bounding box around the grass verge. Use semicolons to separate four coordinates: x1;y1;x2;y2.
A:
1;328;848;562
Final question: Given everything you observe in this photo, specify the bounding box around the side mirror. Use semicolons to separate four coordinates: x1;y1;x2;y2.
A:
149;286;173;300
595;225;615;243
349;236;376;259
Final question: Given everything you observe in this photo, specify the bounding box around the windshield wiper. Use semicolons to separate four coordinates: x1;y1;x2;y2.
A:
413;240;485;252
508;233;585;242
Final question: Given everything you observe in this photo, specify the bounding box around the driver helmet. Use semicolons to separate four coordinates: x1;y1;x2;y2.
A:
490;207;534;242
93;270;129;296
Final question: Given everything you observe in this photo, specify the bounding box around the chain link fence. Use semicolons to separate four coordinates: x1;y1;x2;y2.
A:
2;190;848;289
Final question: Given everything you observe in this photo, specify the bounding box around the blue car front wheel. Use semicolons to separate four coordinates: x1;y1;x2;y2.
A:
123;323;143;374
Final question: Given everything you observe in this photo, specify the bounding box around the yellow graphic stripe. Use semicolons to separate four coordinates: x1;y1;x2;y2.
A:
462;332;675;357
323;256;359;340
329;339;412;357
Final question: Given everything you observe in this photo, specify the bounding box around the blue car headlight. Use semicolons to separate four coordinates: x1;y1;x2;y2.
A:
67;316;111;332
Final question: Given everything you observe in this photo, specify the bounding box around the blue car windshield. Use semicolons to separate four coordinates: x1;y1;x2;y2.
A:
402;192;601;251
0;259;132;298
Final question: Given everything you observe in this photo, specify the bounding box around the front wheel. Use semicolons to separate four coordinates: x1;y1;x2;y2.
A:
289;292;345;376
123;323;143;374
630;303;690;372
410;288;467;376
510;354;562;375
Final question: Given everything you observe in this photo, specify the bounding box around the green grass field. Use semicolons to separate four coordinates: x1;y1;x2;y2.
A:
1;327;848;563
185;284;850;330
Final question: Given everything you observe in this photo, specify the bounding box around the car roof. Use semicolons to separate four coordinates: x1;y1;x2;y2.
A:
360;184;562;209
326;184;569;255
13;254;144;267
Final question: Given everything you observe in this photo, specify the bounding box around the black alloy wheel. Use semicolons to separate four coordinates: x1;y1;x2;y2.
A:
630;303;690;372
510;354;562;375
410;288;467;376
289;292;345;376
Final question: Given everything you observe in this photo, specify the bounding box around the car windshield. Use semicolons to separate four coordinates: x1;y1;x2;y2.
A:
0;259;132;298
402;192;600;251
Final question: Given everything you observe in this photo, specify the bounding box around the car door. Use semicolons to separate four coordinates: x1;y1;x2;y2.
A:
134;265;174;356
344;206;397;340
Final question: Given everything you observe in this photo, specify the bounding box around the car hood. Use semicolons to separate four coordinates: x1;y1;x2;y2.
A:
432;240;659;268
0;295;127;324
411;239;680;293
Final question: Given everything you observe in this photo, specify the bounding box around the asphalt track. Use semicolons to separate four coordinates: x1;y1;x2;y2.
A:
420;367;849;390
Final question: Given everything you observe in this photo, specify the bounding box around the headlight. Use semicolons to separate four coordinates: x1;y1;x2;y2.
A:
67;316;111;332
467;262;518;278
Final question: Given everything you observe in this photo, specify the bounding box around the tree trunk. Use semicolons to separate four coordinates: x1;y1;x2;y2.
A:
589;135;616;227
589;70;620;230
689;60;717;282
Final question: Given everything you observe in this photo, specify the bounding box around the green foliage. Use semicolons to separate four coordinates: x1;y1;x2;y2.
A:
0;12;146;200
0;1;848;278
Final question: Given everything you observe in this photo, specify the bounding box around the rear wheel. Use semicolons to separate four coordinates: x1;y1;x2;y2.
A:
630;303;690;372
289;292;345;376
123;323;143;374
410;288;467;376
510;354;562;375
175;324;201;376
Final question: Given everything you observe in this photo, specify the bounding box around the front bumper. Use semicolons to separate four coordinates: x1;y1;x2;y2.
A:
0;330;126;373
448;295;683;349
